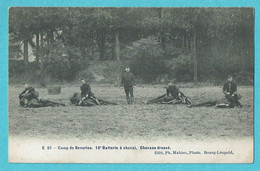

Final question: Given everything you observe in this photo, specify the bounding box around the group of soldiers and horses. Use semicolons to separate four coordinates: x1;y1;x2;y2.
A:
19;68;242;109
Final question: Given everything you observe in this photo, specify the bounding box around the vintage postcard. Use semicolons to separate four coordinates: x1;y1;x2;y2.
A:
8;7;254;163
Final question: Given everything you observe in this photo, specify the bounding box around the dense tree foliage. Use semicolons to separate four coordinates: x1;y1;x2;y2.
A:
9;7;254;84
124;36;166;82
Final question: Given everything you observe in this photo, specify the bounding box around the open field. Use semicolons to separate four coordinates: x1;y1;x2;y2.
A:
9;85;254;141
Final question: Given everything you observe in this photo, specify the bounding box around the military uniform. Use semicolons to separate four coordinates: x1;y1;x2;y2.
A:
189;80;241;108
71;82;117;106
166;85;180;99
223;81;237;95
19;86;65;108
78;83;100;105
223;81;242;107
146;85;191;105
19;87;39;106
121;71;135;104
19;87;38;101
80;83;94;98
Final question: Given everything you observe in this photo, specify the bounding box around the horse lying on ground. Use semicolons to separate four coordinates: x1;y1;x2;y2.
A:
146;93;192;105
188;96;242;108
19;89;66;108
19;98;66;108
70;93;117;106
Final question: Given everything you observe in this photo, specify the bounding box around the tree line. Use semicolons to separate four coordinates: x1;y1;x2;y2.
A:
9;7;254;84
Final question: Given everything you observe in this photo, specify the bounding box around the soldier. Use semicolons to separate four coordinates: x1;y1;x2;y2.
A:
146;81;191;105
188;75;242;108
166;81;180;99
223;75;242;107
78;79;100;105
19;83;39;107
80;79;95;98
121;67;135;104
73;79;116;106
19;83;65;107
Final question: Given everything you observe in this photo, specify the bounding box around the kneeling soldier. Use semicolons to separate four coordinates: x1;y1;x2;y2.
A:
146;81;191;105
73;79;117;106
188;75;242;108
19;83;39;107
19;83;65;107
222;75;242;108
78;79;100;106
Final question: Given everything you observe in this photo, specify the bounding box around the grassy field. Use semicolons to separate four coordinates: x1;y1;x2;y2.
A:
9;85;254;141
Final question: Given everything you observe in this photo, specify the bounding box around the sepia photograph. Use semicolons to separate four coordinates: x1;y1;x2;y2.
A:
8;7;254;163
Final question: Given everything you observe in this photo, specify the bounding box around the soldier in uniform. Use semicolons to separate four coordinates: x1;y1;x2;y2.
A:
19;83;65;107
78;79;100;106
223;75;242;107
19;83;40;107
189;75;242;108
121;67;135;104
72;79;117;106
146;81;191;105
80;79;95;99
